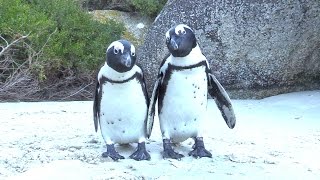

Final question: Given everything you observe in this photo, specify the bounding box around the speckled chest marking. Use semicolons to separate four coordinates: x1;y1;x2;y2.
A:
159;61;208;142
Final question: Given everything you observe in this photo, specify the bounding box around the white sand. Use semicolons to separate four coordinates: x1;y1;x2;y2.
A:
1;90;319;179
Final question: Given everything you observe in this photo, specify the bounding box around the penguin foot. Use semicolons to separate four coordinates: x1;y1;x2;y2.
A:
162;139;184;160
129;142;151;161
188;137;212;158
102;144;124;161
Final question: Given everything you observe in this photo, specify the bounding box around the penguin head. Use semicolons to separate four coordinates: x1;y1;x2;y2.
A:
106;40;136;73
165;24;197;57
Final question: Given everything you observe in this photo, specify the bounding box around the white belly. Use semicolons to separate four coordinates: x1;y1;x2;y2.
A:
159;66;208;142
99;79;147;144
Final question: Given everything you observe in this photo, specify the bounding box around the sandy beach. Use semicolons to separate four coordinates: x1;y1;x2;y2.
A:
1;90;319;179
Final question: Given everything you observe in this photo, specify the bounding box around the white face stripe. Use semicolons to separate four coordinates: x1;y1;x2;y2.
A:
165;30;170;39
174;24;192;35
130;44;135;55
107;41;124;53
165;24;193;39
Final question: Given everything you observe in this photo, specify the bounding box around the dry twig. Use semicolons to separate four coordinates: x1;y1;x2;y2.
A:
0;34;30;57
0;32;95;101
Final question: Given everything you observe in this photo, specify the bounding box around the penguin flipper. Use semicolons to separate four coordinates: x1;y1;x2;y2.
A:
146;77;161;138
207;73;236;129
93;80;100;132
137;64;149;107
137;65;151;137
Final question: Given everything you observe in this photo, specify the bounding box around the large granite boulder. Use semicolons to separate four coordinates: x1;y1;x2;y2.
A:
138;0;320;99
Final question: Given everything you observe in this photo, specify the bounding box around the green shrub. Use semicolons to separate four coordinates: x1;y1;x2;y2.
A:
0;0;55;81
0;0;54;59
131;0;167;17
0;0;125;81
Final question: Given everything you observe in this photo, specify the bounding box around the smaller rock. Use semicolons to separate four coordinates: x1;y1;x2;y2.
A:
136;23;145;29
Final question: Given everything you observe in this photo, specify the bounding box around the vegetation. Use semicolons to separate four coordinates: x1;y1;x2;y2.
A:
131;0;167;17
0;0;125;101
0;0;167;101
81;0;167;18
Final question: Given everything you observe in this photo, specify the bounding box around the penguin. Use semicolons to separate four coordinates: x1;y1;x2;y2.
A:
93;40;150;161
147;24;236;159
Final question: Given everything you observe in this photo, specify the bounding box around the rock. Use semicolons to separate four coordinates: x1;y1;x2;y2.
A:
138;0;320;99
90;10;152;47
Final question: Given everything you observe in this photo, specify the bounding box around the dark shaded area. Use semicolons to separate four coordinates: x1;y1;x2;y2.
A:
0;68;96;102
81;0;134;12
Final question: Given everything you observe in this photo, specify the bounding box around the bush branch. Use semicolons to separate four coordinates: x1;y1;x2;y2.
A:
0;33;30;57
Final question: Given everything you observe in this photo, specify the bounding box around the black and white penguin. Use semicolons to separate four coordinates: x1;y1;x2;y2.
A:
147;24;236;159
93;40;150;161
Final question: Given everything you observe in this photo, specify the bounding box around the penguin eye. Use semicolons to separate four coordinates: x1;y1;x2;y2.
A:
131;52;135;56
114;48;119;54
166;37;170;43
179;30;186;35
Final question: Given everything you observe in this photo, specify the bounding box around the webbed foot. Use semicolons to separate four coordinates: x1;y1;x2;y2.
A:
188;137;212;158
102;144;124;161
129;142;151;161
162;139;184;160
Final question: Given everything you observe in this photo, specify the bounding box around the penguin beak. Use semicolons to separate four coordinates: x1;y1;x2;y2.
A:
170;38;179;50
121;53;132;67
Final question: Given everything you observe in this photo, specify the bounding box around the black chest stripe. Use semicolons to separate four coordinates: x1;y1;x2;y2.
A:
100;73;138;84
99;72;149;108
166;60;207;71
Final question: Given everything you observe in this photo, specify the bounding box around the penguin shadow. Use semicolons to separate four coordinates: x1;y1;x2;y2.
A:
117;143;136;152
